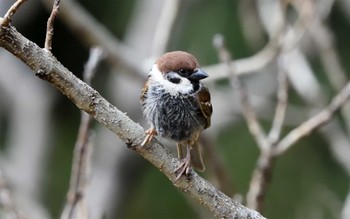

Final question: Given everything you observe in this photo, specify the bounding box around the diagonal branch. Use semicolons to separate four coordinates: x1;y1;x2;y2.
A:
0;23;266;219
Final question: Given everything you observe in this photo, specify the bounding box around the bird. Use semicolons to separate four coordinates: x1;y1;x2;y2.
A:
140;51;212;181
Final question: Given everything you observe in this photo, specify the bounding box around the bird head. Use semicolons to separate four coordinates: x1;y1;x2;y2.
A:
150;51;208;95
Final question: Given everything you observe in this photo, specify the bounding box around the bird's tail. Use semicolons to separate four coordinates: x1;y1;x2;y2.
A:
177;141;205;172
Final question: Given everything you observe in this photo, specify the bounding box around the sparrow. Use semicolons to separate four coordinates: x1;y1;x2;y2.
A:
140;51;212;181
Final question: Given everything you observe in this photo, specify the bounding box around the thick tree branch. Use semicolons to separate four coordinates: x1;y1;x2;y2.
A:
0;24;265;219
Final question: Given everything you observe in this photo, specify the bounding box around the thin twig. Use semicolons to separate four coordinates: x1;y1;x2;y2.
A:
0;0;27;27
45;0;61;51
64;118;92;219
61;47;105;219
246;151;275;211
83;47;105;84
267;56;289;144
213;34;269;151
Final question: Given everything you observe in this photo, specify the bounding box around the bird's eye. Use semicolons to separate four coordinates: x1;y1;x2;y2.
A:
178;69;191;77
179;69;187;74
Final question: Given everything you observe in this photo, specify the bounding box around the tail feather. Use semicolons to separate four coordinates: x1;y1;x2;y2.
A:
177;142;205;172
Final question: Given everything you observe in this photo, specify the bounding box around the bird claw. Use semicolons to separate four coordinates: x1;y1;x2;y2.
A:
173;157;192;182
141;128;157;147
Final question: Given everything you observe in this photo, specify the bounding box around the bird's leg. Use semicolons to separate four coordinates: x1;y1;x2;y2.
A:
141;128;157;147
173;146;192;182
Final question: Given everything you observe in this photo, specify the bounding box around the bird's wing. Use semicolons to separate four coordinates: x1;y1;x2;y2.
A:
197;85;212;129
140;78;149;105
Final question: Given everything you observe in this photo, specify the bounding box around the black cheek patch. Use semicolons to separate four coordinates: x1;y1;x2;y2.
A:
191;80;200;92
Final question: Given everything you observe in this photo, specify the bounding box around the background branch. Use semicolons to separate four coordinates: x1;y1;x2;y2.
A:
267;57;288;144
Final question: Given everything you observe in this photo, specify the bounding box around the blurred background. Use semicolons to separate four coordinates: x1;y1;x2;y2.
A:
1;0;350;218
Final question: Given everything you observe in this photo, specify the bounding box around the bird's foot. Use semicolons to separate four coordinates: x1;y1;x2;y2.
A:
141;128;157;147
173;154;192;182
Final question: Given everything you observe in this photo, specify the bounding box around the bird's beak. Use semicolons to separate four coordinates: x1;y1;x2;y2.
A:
189;69;208;80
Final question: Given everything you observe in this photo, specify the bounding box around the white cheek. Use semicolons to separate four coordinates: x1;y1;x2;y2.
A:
149;64;193;96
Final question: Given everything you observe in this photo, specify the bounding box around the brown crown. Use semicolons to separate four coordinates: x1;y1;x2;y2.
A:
155;51;199;73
